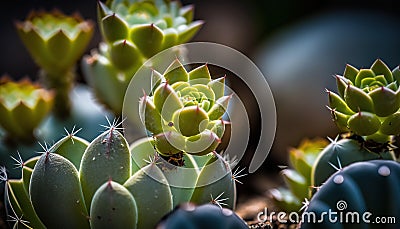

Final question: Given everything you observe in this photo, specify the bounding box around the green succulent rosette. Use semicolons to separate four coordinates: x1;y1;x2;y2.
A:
0;78;54;143
82;0;203;115
327;59;400;143
16;10;94;118
139;60;230;156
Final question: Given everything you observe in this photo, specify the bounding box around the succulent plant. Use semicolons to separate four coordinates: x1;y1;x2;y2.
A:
270;138;328;212
326;59;400;143
301;160;400;229
2;121;238;229
157;203;248;229
82;0;203;115
139;59;229;157
16;10;94;118
0;78;54;143
311;137;395;190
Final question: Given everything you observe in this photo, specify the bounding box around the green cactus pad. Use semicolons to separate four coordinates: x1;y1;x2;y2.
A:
124;164;173;229
51;134;89;169
190;154;236;209
312;138;395;188
79;129;131;209
157;203;248;229
30;153;89;228
302;160;400;229
90;180;138;229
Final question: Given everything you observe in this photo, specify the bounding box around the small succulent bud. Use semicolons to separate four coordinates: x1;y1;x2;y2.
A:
16;10;94;75
0;78;54;143
140;60;230;156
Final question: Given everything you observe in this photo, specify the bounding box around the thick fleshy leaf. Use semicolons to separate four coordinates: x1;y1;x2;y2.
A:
90;181;138;229
52;135;89;169
30;153;89;228
189;64;211;85
79;129;131;209
164;59;189;84
180;5;194;22
392;66;400;87
101;13;129;43
7;178;45;228
139;94;163;134
47;30;72;69
326;90;354;115
354;69;375;88
347;112;380;136
130;24;164;58
344;84;374;113
109;40;143;71
369;87;400;117
281;169;308;199
15;26;51;71
153;83;183;120
380;112;400;135
177;21;204;43
124;164;173;229
190;154;236;209
208;76;225;100
161;28;178;49
208;95;231;120
336;75;351;98
173;106;209;136
154;131;185;156
343;64;359;84
186;130;220;155
329;109;350;132
371;59;393;83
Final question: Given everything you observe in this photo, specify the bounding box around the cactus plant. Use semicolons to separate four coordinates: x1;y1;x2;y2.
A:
311;59;400;189
139;59;229;158
270;138;328;212
311;137;395;189
301;160;400;229
16;10;94;118
2;120;239;229
156;203;248;229
326;59;400;143
82;0;203;115
0;78;54;144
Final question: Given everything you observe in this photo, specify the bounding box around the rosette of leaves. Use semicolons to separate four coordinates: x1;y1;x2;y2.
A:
326;59;400;143
139;60;230;157
82;0;203;115
270;138;328;212
16;10;94;118
0;78;54;143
